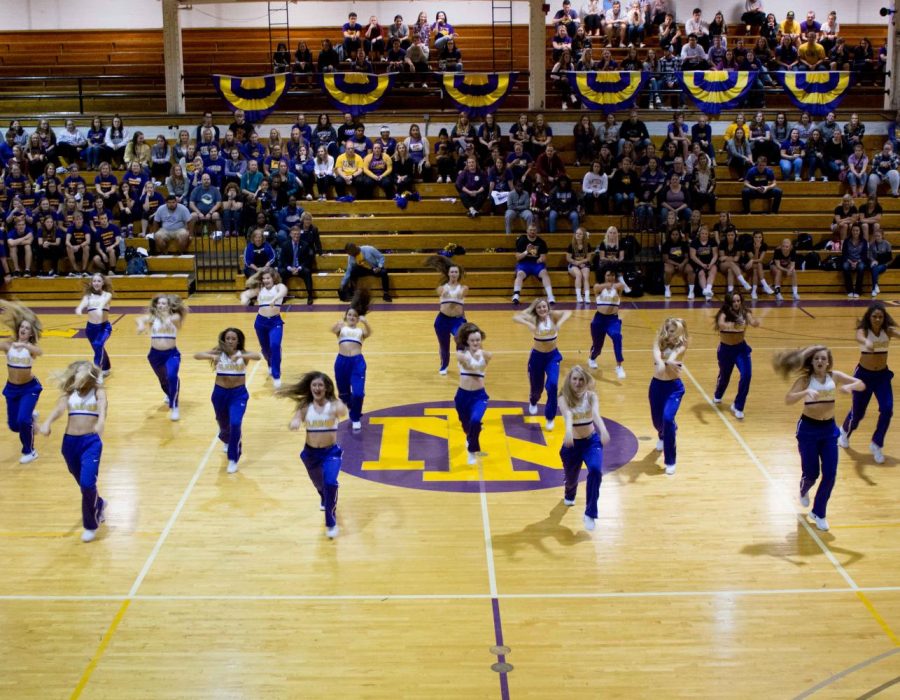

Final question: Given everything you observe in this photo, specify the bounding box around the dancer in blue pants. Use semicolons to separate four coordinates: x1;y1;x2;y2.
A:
589;268;627;379
195;328;261;474
774;345;865;532
280;370;349;539
558;365;610;532
455;322;492;465
75;273;113;375
713;291;760;420
332;290;371;432
1;301;42;464
427;256;468;375
513;298;571;431
839;302;899;464
38;360;108;542
136;294;188;422
241;267;288;389
649;317;689;475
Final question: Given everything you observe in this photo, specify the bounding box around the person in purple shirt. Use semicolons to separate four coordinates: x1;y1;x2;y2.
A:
0;130;15;166
203;144;228;189
455;156;488;218
553;0;579;39
342;12;363;59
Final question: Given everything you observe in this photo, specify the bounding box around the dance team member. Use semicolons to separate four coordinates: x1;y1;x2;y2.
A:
38;361;107;542
455;322;491;465
75;273;113;376
332;290;370;431
513;298;571;430
558;365;610;532
649;317;688;475
427;255;468;376
136;294;187;421
713;291;759;419
1;301;42;464
589;268;627;378
281;371;348;539
774;345;865;531
240;267;288;389
839;302;899;464
194;328;261;474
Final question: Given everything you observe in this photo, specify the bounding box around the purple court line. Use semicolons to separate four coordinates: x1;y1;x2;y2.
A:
18;297;888;315
491;597;511;700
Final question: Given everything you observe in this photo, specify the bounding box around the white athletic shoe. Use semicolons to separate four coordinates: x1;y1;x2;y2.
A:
439;368;448;376
169;407;179;421
352;421;362;431
712;397;722;404
615;366;626;379
563;498;575;506
575;290;583;303
665;463;676;475
273;378;282;389
762;282;775;295
872;285;880;297
467;451;478;465
655;439;664;452
799;490;810;508
81;529;97;543
528;403;538;415
687;289;695;300
730;404;744;420
776;292;784;301
751;288;758;300
326;525;339;539
792;289;800;301
19;450;38;464
545;419;555;431
837;427;849;448
319;501;325;511
870;442;885;464
588;358;598;369
227;460;239;473
583;514;596;531
664;285;671;298
808;513;829;531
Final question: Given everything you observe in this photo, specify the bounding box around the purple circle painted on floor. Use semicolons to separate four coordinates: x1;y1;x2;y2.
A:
337;400;639;493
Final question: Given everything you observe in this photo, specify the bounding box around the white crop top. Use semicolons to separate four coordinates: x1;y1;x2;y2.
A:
257;286;282;308
533;317;558;342
460;351;486;378
216;352;246;376
440;284;465;306
339;326;364;345
570;393;594;427
68;389;100;417
721;315;746;334
806;374;836;404
7;345;32;369
596;286;620;309
150;316;178;340
861;329;889;355
305;400;339;432
87;292;110;312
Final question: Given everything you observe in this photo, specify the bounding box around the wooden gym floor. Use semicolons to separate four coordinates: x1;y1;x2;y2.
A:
2;293;899;699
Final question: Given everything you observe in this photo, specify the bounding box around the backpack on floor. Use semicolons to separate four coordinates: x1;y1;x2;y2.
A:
125;247;149;275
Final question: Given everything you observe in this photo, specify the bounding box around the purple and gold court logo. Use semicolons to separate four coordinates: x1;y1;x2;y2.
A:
339;401;639;493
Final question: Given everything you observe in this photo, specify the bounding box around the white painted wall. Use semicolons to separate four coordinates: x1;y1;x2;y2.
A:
0;0;886;31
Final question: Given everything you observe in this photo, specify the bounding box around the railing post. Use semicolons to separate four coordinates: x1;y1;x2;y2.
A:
77;77;84;114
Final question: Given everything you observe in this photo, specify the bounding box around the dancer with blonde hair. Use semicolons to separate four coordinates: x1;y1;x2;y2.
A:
1;301;42;463
75;273;113;376
136;294;188;421
241;267;288;389
649;317;688;475
427;255;468;376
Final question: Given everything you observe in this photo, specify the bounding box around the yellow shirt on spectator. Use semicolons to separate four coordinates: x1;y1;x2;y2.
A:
334;152;362;177
723;123;751;142
797;42;826;64
780;19;801;36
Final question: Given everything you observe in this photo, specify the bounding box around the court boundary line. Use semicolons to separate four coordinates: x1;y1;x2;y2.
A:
68;361;264;698
792;647;900;699
681;365;900;647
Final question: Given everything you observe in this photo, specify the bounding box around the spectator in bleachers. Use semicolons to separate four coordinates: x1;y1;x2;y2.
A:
742;0;766;33
35;214;63;277
150;135;172;182
842;223;868;298
658;13;679;53
6;218;33;277
275;194;304;243
658;45;683;108
689;153;716;213
819;11;837;53
505;178;534;234
361;142;394;199
340;241;392;302
24;134;48;181
852;39;875;84
742;155;782;214
804;129;828;181
431;11;458;53
348;125;372;159
0;130;16;167
341;12;363;60
450;113;476;155
432;128;454;182
313;146;335;200
43;180;62;209
659;171;690;225
386;38;412;74
348;46;374;73
689;225;717;299
581;0;604;37
123;160;149;195
595;47;618;70
150;194;190;254
553;0;579;39
333;139;365;196
195;112;220;144
363;15;386;60
123;132;151;170
7;120;26;149
775;35;799;71
93;161;118;209
294;41;314;74
392;141;416;193
843;113;865;148
318;39;340;73
298;211;322;260
799;11;821;43
551;49;578;110
63;165;85;196
684;8;709;50
578;47;598;71
665;112;691;160
618;109;650;155
760;14;779;50
389;15;410;49
65;211;91;276
186;155;205;191
279;225;315;304
868;142;900;197
627;1;646;47
488;156;512;211
824;130;850;183
172;129;191;166
91;211;121;274
138;181;165;237
221;182;244;239
635;157;664;229
437;37;463;72
708;35;726;69
832;193;859;239
548;176;579;233
571;25;592;62
35;163;58;194
531;114;553;155
859;194;882;239
868;227;892;296
56;120;86;167
779;128;805;181
817;112;839;141
337;113;359;146
104;116;128;168
224;146;246;186
508;113;532;155
412;12;431;57
228;110;254;143
573;115;595;167
798;33;827;71
165;164;188;206
312;114;339;159
829;37;851;71
609;156;639;214
273;43;291;73
534;144;565;190
406;34;430;79
780;11;801;45
605;1;628;48
34;120;57;165
290;145;315;198
243;228;276;277
477;115;502;166
456;156;488;217
511;223;555;305
188;173;223;236
506;140;533;186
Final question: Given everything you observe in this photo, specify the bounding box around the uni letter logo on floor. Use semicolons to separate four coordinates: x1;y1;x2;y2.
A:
339;400;639;493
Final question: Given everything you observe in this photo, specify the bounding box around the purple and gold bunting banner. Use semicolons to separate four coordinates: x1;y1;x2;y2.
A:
679;70;758;115
775;71;853;117
441;72;519;117
211;73;292;122
319;72;396;116
566;71;649;112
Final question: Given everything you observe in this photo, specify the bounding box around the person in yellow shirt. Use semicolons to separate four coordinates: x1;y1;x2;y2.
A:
797;35;827;70
780;11;801;45
333;139;364;197
723;113;751;143
361;142;394;199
